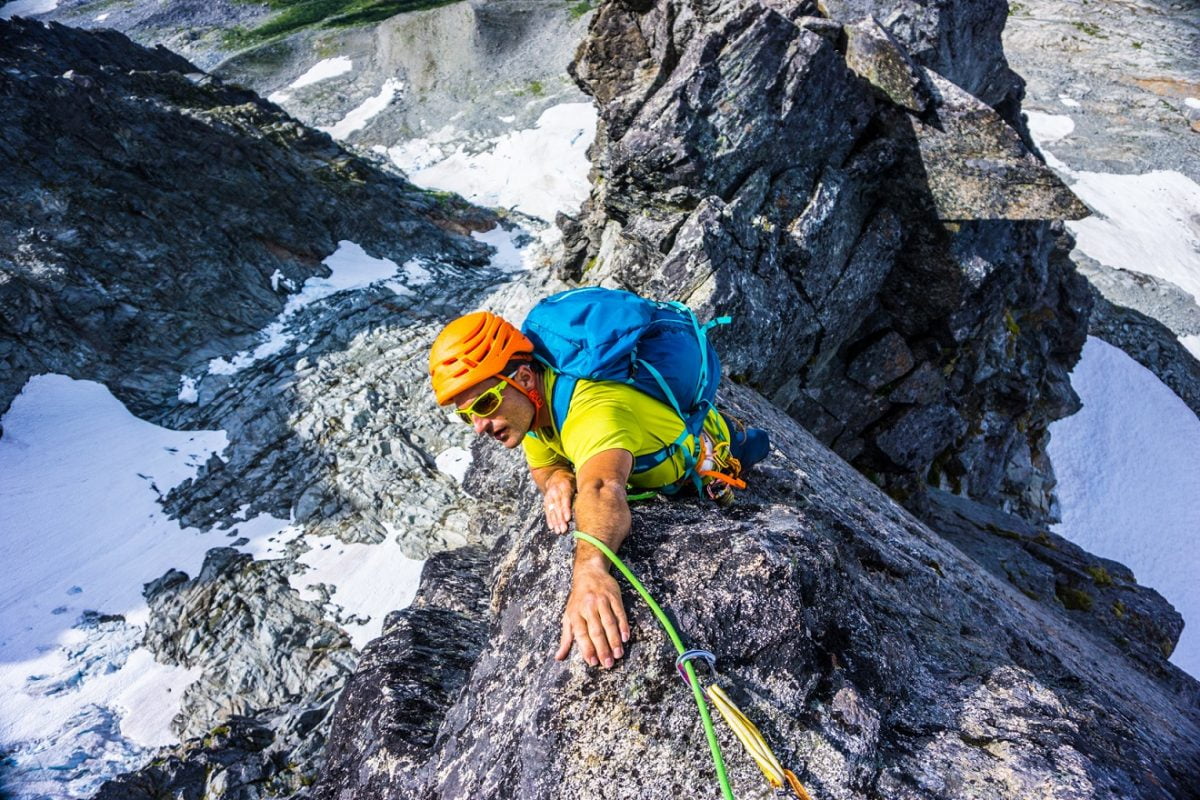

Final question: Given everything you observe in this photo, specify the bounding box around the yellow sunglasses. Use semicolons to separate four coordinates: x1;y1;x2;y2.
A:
455;375;515;424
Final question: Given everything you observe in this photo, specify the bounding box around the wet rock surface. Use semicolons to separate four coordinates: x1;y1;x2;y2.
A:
561;0;1089;521
318;383;1200;799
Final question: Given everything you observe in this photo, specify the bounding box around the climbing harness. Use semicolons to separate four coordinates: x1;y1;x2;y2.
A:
573;532;809;800
696;432;746;507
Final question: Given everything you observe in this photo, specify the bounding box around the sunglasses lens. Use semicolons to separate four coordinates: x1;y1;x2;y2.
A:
456;409;473;424
473;390;503;417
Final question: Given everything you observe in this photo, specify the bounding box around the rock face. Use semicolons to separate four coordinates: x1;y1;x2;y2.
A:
559;0;1090;521
0;17;493;421
317;383;1200;799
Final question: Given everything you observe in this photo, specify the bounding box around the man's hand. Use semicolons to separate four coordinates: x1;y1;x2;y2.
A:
555;563;630;668
542;470;576;535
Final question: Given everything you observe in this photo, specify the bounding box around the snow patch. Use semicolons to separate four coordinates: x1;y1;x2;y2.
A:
1027;131;1200;308
290;533;424;650
1058;95;1081;108
473;226;529;273
319;79;404;140
387;138;447;173
94;11;109;21
207;241;405;376
1025;110;1075;143
0;0;58;18
435;447;472;484
1065;170;1200;305
288;56;353;90
1185;97;1200;110
1048;337;1200;678
269;57;354;104
178;375;198;404
1182;334;1200;361
395;102;596;221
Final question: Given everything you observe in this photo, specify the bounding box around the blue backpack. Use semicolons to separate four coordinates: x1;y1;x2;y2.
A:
520;287;729;492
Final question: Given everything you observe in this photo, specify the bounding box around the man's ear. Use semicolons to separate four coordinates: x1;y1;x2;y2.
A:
515;363;536;387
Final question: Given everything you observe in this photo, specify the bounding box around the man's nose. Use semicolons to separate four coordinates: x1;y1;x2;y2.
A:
472;416;490;436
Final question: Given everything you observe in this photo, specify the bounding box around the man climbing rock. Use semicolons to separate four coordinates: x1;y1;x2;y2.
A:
428;289;768;669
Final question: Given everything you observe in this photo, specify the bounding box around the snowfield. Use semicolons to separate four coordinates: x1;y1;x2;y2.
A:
0;376;240;796
1048;338;1200;676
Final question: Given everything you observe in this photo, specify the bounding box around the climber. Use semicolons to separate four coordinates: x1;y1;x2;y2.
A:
429;297;769;671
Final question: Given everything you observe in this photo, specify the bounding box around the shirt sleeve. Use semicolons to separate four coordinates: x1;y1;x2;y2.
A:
522;431;568;470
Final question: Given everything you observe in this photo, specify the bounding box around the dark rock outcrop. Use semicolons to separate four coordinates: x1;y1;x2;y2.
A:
317;383;1200;799
560;0;1090;521
1086;282;1200;422
0;18;493;421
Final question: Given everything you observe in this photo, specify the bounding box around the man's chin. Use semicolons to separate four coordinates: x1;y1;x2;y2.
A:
491;428;519;448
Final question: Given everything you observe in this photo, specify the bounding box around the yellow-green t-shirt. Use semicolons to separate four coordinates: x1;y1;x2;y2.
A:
522;368;729;490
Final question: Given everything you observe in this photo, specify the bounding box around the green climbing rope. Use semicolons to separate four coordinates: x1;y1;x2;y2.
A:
573;531;734;800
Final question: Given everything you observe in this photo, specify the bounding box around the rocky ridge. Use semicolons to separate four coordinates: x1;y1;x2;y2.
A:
31;0;594;160
313;2;1200;798
317;381;1200;799
558;0;1090;521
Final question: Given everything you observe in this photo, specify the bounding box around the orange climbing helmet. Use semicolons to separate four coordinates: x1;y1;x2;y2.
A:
429;311;534;405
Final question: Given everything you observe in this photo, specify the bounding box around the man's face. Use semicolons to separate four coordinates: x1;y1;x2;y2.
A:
451;374;534;449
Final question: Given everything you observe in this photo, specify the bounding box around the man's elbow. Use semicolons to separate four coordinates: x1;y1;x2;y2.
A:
577;475;627;504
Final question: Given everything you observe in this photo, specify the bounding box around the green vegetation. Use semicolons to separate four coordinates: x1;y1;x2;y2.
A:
1002;308;1021;337
225;0;464;48
1086;564;1114;587
1112;599;1126;619
1071;20;1106;38
568;0;593;19
1056;584;1094;612
528;80;545;97
1132;41;1143;49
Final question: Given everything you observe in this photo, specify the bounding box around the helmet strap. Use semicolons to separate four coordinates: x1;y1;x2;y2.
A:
500;371;543;412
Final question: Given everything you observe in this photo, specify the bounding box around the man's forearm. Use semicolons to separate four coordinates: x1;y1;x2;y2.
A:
573;476;630;569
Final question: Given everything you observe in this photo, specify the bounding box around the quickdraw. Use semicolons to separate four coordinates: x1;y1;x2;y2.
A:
573;531;810;800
